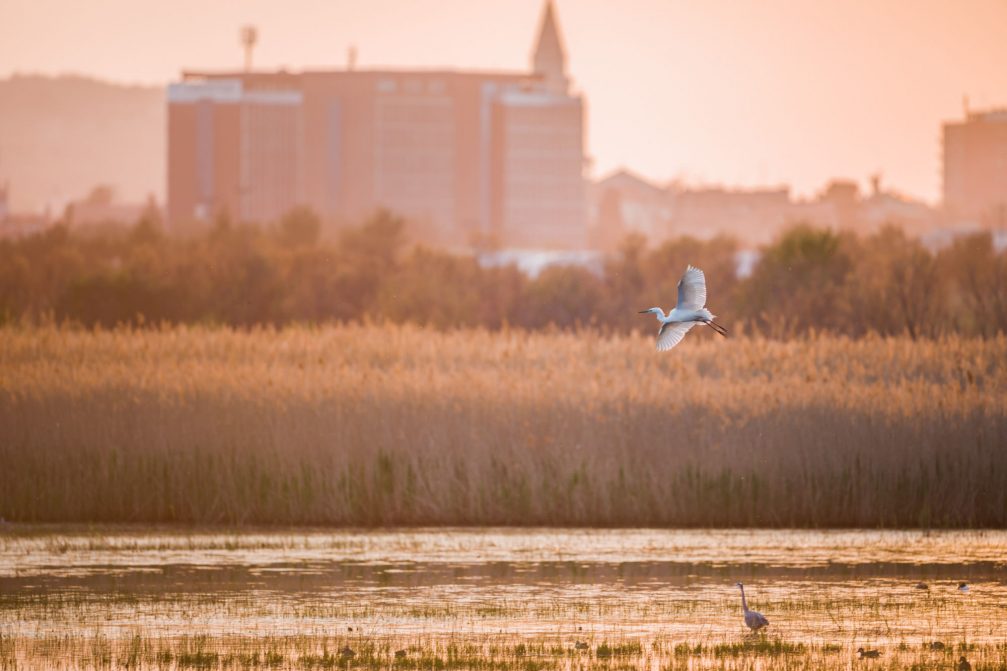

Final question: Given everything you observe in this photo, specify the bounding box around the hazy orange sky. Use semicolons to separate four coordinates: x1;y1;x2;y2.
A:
3;0;1007;203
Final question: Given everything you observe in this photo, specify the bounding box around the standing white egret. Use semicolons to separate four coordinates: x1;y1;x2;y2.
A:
735;583;769;632
639;265;727;351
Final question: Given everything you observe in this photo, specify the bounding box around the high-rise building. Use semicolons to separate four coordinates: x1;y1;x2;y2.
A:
943;109;1007;225
167;79;302;228
167;1;587;248
490;3;586;248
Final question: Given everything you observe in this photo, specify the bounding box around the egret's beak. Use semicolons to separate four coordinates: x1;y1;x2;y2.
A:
638;309;651;314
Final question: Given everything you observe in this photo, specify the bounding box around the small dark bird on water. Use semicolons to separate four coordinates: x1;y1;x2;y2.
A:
958;582;969;592
857;647;881;659
929;641;945;650
915;582;929;590
574;641;589;650
340;646;355;659
395;650;407;659
958;656;971;671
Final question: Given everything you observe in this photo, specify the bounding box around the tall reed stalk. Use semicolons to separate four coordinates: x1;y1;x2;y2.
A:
1;325;1004;527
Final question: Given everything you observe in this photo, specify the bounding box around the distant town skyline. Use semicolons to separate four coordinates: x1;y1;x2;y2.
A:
166;2;589;248
2;0;1007;203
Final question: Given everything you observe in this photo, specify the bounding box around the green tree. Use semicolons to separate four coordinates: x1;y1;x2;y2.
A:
518;265;604;329
276;206;321;248
741;224;854;336
938;232;1007;336
846;226;943;338
329;210;406;320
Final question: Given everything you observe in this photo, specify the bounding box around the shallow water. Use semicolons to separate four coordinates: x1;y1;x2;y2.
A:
2;528;1006;668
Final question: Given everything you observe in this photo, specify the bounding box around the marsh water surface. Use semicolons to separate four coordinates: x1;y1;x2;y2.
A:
2;528;1005;669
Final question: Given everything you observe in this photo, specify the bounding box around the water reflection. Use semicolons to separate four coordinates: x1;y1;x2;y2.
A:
1;528;1005;646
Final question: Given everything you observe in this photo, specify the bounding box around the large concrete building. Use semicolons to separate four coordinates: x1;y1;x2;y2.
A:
167;79;303;227
167;1;587;248
943;109;1007;225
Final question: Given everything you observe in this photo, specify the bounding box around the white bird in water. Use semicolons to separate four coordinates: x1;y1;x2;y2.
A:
639;265;727;351
736;583;769;632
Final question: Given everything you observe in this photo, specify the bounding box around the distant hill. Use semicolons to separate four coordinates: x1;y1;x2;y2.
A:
0;74;164;213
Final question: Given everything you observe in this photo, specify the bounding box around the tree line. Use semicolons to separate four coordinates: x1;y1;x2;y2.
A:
2;207;1005;337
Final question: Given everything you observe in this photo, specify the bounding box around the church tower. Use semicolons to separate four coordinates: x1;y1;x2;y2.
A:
531;0;569;95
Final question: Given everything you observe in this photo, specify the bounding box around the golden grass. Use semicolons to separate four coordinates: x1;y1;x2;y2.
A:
4;632;1005;671
1;324;1005;526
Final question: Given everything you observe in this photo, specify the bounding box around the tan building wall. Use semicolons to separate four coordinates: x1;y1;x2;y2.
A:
943;110;1007;223
168;80;299;230
491;90;586;248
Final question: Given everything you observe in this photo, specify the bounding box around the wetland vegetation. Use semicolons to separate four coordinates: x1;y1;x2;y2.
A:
2;528;1006;670
2;325;1005;527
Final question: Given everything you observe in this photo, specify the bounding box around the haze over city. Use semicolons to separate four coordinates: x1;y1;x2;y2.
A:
4;0;1007;203
3;3;1007;669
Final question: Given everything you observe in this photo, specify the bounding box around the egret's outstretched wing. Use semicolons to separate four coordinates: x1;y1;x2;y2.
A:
656;321;696;351
676;265;707;310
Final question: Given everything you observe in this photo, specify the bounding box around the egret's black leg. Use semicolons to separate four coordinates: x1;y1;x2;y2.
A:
705;320;728;337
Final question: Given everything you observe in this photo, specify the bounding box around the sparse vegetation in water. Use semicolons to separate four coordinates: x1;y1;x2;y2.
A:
710;639;805;656
594;641;643;658
2;526;1006;670
2;631;1006;671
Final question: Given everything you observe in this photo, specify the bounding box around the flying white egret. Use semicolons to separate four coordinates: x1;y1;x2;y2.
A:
639;265;727;351
735;583;769;632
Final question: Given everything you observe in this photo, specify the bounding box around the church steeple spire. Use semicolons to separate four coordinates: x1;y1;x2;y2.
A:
531;0;569;95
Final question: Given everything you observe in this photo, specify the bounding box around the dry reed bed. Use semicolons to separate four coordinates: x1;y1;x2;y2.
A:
1;325;1005;526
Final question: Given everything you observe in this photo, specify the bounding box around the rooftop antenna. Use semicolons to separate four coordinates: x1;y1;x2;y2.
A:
240;25;258;72
963;94;970;117
348;45;358;71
